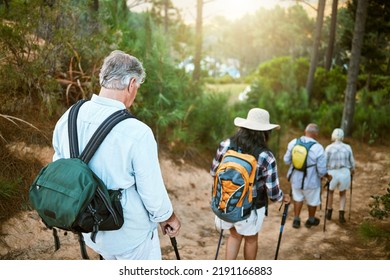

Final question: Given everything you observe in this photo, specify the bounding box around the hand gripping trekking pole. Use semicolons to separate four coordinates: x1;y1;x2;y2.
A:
323;180;330;232
165;224;180;260
274;203;289;260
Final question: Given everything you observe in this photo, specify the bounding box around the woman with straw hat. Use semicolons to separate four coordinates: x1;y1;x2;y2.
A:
210;108;290;260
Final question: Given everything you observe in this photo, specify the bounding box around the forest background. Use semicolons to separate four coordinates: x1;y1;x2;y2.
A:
0;0;389;254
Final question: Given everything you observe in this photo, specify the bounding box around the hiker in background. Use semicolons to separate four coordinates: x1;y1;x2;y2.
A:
210;108;291;260
52;50;181;259
325;128;355;224
283;123;332;229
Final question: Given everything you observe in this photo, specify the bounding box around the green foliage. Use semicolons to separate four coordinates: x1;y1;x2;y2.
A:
370;186;390;220
0;140;43;221
186;91;236;151
0;178;19;200
0;0;109;115
246;56;389;143
254;56;308;93
246;56;311;129
358;220;390;241
204;75;240;85
354;87;390;143
312;102;344;137
312;66;347;104
338;0;390;76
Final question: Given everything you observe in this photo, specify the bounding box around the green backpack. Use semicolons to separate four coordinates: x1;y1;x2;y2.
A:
29;99;134;259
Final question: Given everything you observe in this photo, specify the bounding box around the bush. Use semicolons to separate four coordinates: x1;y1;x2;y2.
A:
312;66;347;104
255;56;309;94
312;102;344;136
245;56;314;131
353;88;390;144
183;90;236;154
0;0;109;116
370;186;390;220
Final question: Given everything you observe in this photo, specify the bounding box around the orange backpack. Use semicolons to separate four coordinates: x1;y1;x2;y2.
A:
211;143;266;223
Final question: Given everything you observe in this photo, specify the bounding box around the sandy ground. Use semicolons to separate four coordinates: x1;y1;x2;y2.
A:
0;138;389;260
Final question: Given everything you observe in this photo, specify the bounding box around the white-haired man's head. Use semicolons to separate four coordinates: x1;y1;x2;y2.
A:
331;128;344;142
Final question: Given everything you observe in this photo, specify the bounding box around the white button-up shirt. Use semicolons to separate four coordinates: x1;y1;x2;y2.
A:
52;94;173;255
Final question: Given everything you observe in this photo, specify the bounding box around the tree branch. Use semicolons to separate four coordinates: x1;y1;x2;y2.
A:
127;0;149;9
284;0;317;11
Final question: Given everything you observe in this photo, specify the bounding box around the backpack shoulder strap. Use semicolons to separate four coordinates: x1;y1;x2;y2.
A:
68;99;88;158
306;141;316;149
296;137;316;150
79;109;135;164
295;137;303;145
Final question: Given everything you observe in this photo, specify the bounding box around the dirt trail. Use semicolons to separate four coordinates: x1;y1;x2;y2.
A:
0;139;389;260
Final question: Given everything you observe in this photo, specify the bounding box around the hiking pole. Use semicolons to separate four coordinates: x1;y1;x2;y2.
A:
215;229;224;260
349;175;353;221
170;237;181;260
275;203;289;260
165;225;180;260
323;180;330;232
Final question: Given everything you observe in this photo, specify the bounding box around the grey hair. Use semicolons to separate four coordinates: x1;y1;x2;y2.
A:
305;123;319;134
99;50;146;90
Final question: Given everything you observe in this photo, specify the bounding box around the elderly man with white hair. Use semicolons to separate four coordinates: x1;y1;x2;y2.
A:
325;128;356;224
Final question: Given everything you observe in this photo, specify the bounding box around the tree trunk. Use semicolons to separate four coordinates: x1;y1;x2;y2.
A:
164;0;169;33
325;0;338;71
192;0;203;83
1;0;10;13
305;0;326;101
387;57;390;75
90;0;99;11
144;14;152;59
341;0;368;137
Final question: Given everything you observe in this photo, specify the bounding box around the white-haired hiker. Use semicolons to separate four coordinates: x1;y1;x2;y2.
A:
325;128;356;224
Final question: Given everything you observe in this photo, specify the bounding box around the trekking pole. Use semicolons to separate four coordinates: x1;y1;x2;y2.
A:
215;229;224;260
323;180;330;232
349;175;353;221
170;237;181;260
165;225;180;260
274;203;289;260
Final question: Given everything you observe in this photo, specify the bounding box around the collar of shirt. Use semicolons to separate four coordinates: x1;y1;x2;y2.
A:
301;135;317;143
91;94;126;110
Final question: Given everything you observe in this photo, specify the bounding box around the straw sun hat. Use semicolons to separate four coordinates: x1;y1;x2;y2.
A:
234;108;280;131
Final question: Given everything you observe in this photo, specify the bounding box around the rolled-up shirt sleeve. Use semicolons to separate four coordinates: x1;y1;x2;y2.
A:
131;128;173;223
316;145;328;178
